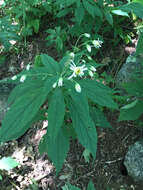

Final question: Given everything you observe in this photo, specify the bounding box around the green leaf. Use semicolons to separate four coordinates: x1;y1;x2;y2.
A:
68;92;97;158
0;157;19;171
90;107;112;128
57;8;72;18
111;9;129;17
0;77;57;142
87;181;96;190
40;54;61;74
48;88;65;140
62;184;81;190
136;32;143;55
0;174;2;180
119;100;143;121
119;2;143;19
83;149;91;163
39;129;69;174
79;79;118;109
104;10;113;26
75;4;85;25
82;0;95;18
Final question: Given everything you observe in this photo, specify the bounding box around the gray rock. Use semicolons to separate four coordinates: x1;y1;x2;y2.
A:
124;140;143;181
116;53;143;88
0;83;15;121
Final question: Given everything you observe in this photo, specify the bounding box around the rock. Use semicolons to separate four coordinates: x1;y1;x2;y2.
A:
116;53;143;88
124;140;143;181
0;83;15;121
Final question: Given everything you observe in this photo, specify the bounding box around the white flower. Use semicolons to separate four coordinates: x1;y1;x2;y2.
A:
26;64;30;70
89;70;94;77
75;83;81;93
84;33;90;38
20;75;26;82
68;61;88;80
90;66;96;72
52;82;57;88
92;39;103;48
58;77;63;87
11;75;17;80
86;44;91;52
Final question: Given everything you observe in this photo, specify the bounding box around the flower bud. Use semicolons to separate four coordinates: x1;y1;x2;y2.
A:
75;83;81;93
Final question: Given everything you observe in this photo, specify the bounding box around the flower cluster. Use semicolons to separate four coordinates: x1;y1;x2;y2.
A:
52;59;96;93
84;33;103;52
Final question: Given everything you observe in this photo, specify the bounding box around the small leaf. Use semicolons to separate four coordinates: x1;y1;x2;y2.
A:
83;149;91;163
119;100;143;121
87;181;96;190
62;184;81;190
136;32;143;55
111;9;129;17
104;10;113;26
0;174;2;180
0;157;19;171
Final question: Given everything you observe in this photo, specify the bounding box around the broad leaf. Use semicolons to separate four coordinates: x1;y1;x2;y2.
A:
75;4;85;25
0;77;57;142
40;54;61;74
79;79;118;109
48;88;65;140
0;157;19;171
39;129;69;174
68;92;97;158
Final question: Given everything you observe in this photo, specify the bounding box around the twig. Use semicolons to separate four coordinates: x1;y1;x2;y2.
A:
105;157;123;164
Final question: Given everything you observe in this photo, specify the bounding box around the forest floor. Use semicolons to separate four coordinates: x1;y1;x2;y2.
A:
0;32;143;190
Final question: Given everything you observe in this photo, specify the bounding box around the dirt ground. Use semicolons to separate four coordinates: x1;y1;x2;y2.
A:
0;33;143;190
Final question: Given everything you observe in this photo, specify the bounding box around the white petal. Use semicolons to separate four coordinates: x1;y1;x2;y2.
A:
68;73;75;80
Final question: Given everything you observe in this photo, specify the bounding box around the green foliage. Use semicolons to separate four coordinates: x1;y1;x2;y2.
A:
0;53;117;174
46;26;68;53
0;16;20;51
0;157;19;180
62;181;96;190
